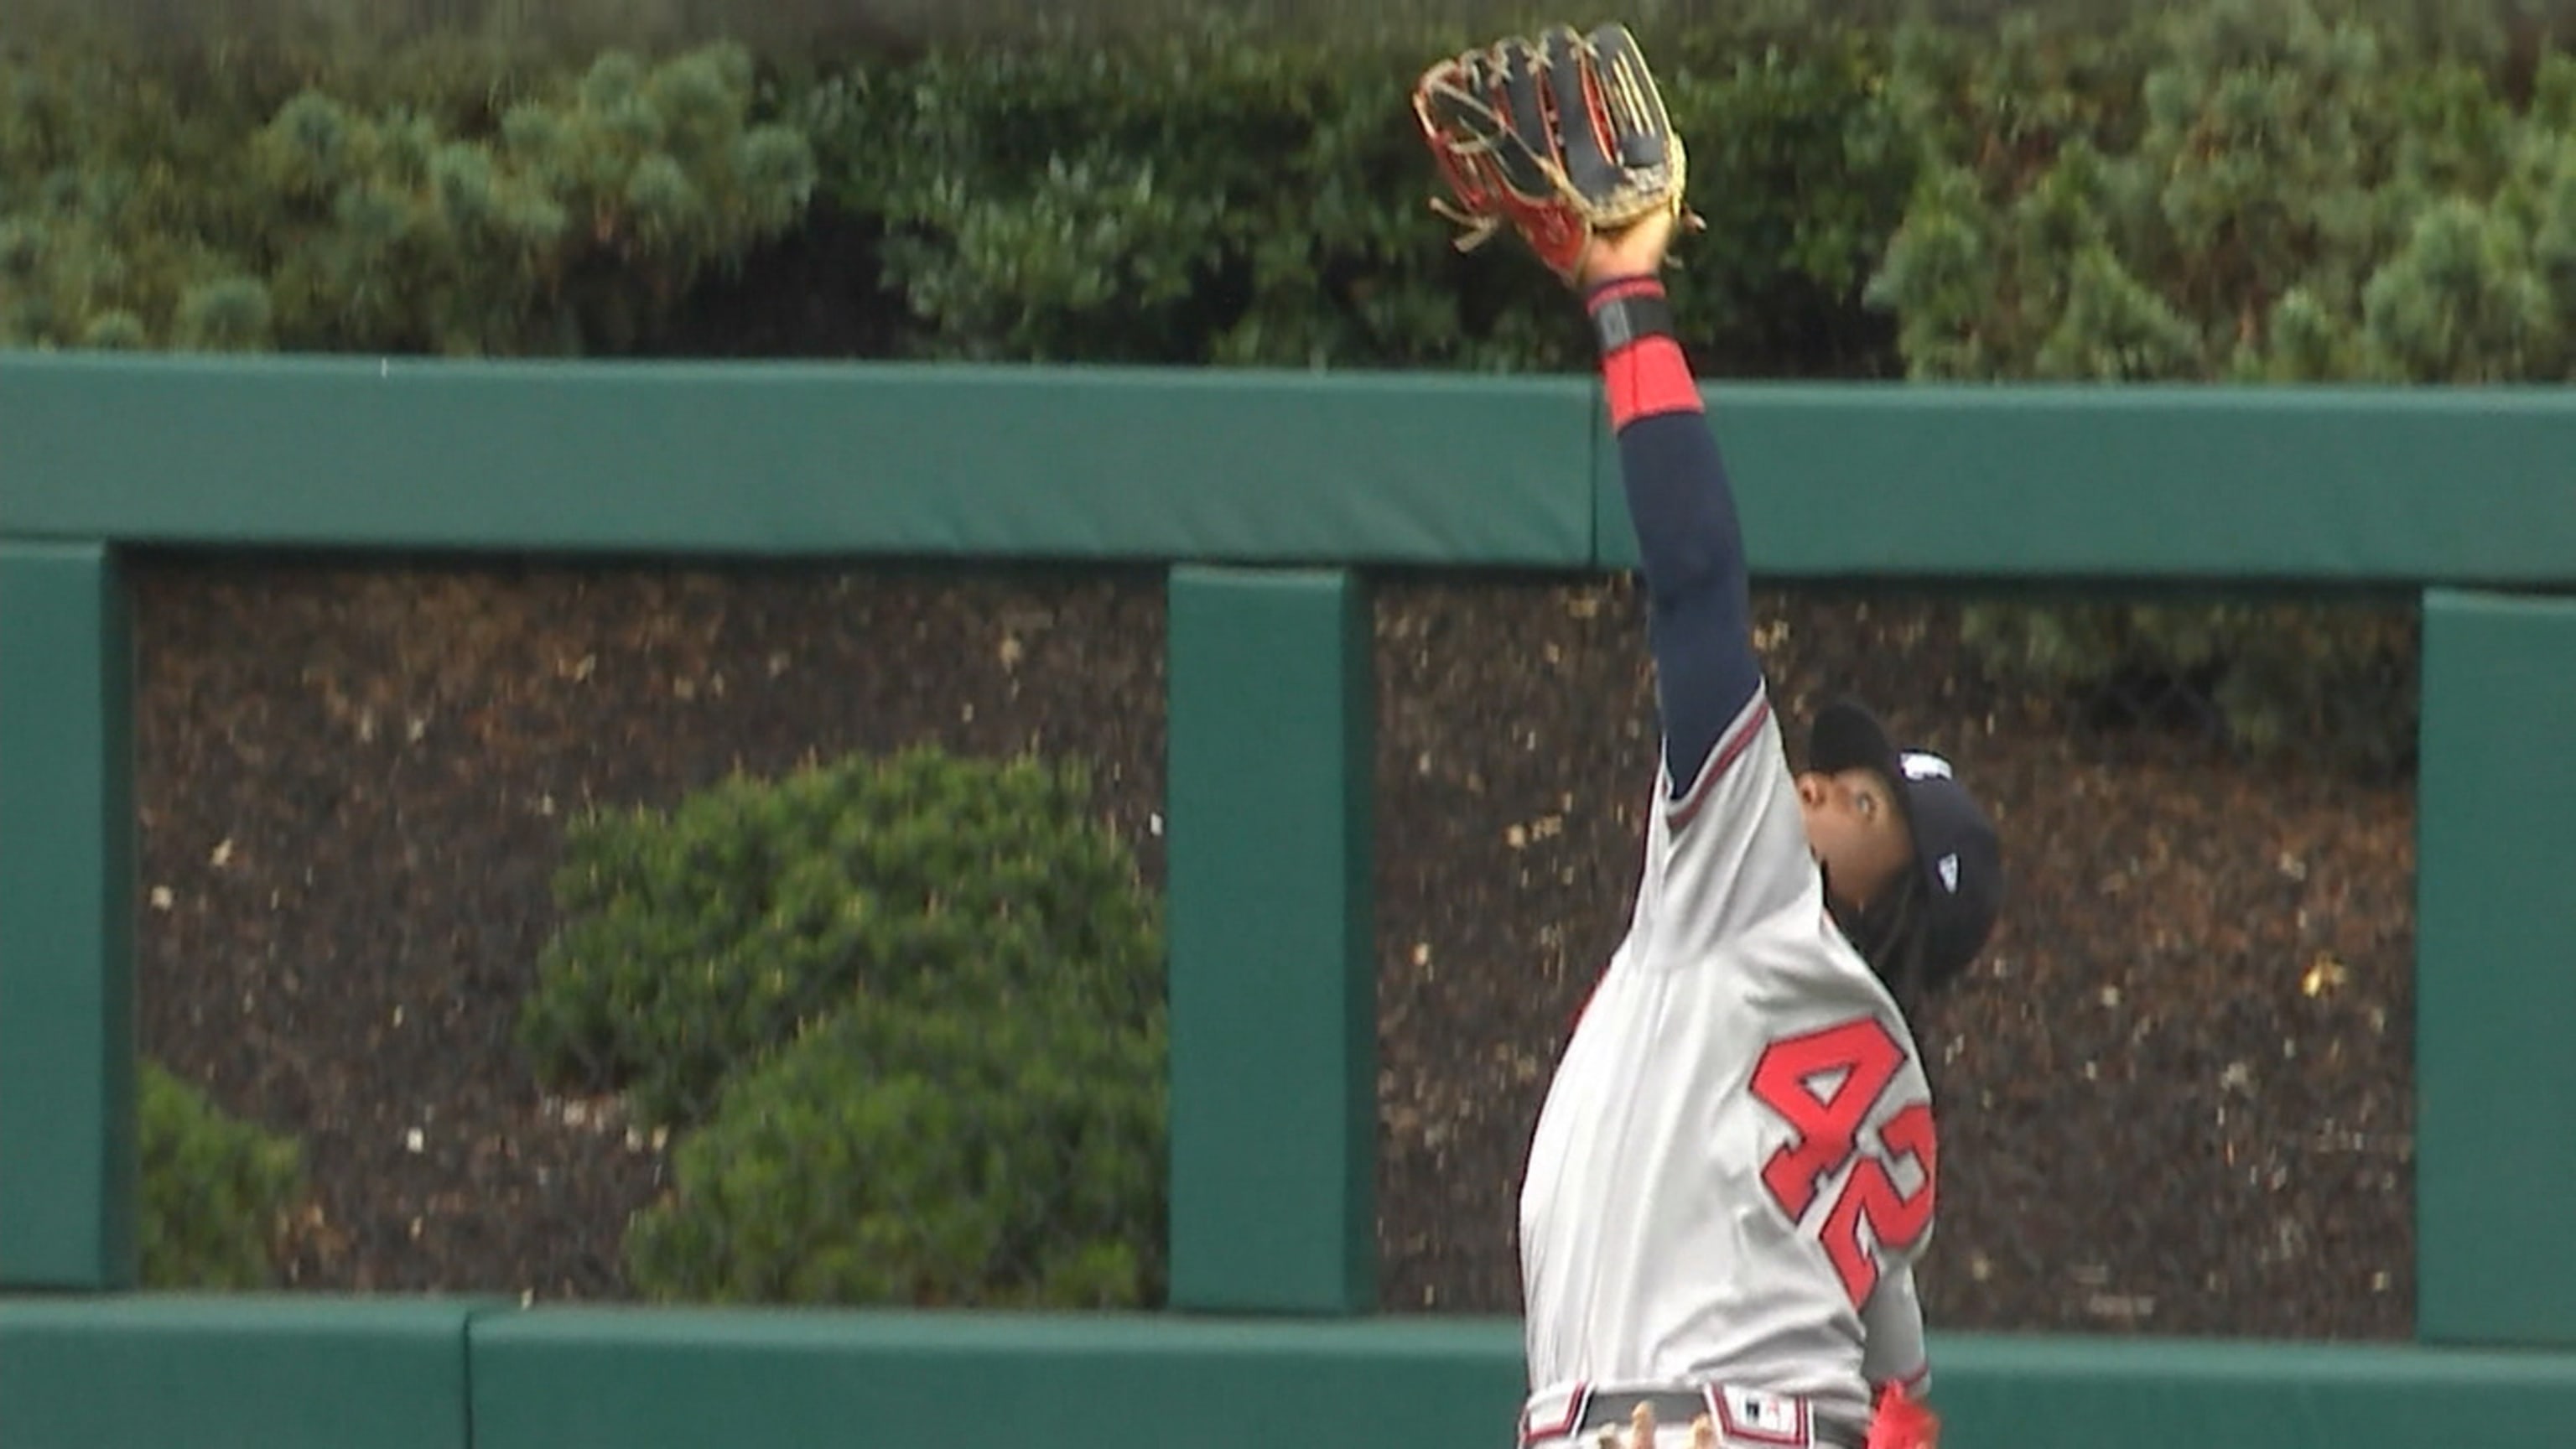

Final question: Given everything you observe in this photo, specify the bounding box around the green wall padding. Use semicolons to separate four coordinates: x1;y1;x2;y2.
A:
465;1308;2576;1449
1592;383;2576;583
1165;567;1376;1313
0;541;134;1291
0;356;1597;565
2415;588;2576;1348
470;1310;1524;1449
0;1295;496;1449
16;357;2576;582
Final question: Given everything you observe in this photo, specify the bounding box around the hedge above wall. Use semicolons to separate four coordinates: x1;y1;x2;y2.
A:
13;0;2575;769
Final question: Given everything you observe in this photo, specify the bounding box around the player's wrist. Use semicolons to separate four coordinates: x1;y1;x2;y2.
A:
1584;272;1666;308
1585;276;1677;361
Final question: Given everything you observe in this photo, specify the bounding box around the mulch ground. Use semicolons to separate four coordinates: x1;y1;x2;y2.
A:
131;555;2414;1337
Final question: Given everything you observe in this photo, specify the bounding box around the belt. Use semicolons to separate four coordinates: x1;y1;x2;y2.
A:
1519;1386;1866;1449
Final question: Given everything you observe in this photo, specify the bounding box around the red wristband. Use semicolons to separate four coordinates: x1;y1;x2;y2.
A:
1602;338;1701;430
1587;277;1701;428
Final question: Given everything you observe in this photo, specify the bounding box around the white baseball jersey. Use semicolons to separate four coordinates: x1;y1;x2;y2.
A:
1518;684;1938;1431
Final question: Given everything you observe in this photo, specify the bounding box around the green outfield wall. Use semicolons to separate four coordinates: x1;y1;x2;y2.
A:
4;355;2574;1447
0;1295;496;1449
5;1297;2576;1449
8;355;2576;581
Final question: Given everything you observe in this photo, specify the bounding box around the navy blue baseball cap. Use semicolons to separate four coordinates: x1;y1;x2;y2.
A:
1809;699;2005;989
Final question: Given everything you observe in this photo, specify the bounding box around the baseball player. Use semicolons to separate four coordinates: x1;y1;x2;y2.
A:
1410;27;2007;1449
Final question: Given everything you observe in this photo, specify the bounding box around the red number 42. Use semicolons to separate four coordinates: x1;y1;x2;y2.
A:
1750;1017;1939;1308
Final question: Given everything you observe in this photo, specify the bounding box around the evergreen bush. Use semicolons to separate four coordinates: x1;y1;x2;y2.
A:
138;1058;308;1290
518;746;1162;1131
802;8;1916;373
623;984;1166;1308
522;744;1165;1307
15;0;2563;762
0;37;815;354
1858;0;2565;767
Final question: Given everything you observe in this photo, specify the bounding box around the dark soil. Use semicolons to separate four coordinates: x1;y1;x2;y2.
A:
1366;574;2415;1340
132;557;2414;1337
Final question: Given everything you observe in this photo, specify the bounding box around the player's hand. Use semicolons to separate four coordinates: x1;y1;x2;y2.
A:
1578;208;1682;290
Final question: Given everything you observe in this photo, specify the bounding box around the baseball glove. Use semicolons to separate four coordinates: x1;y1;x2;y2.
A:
1410;22;1700;284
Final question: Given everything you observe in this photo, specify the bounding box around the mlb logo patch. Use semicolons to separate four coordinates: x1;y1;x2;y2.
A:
1714;1387;1810;1446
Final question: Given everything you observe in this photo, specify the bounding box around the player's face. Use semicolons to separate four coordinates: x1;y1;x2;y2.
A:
1795;766;1914;911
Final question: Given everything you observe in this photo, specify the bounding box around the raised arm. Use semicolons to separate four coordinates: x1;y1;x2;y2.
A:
1585;269;1763;801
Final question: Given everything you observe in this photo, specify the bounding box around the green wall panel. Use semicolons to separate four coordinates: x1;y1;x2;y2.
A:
469;1310;1523;1449
467;1308;2576;1449
0;355;1597;565
13;357;2576;580
1164;567;1375;1313
0;1294;496;1449
0;541;135;1291
2415;587;2576;1347
4;1302;2564;1449
1595;383;2576;584
1929;1332;2576;1446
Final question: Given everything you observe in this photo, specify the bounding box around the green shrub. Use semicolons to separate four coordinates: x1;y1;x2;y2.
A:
524;743;1166;1308
624;984;1166;1308
1858;0;2562;768
3;7;1918;372
18;2;2569;766
1953;594;2422;772
1868;0;2576;383
138;1058;308;1290
518;746;1162;1130
0;38;815;354
806;8;1917;372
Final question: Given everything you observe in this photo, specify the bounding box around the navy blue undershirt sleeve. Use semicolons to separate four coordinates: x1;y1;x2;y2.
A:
1616;410;1764;800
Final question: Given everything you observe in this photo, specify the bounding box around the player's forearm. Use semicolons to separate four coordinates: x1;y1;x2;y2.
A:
1589;275;1763;786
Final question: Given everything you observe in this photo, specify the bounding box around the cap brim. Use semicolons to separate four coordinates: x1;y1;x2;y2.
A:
1809;698;1907;788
